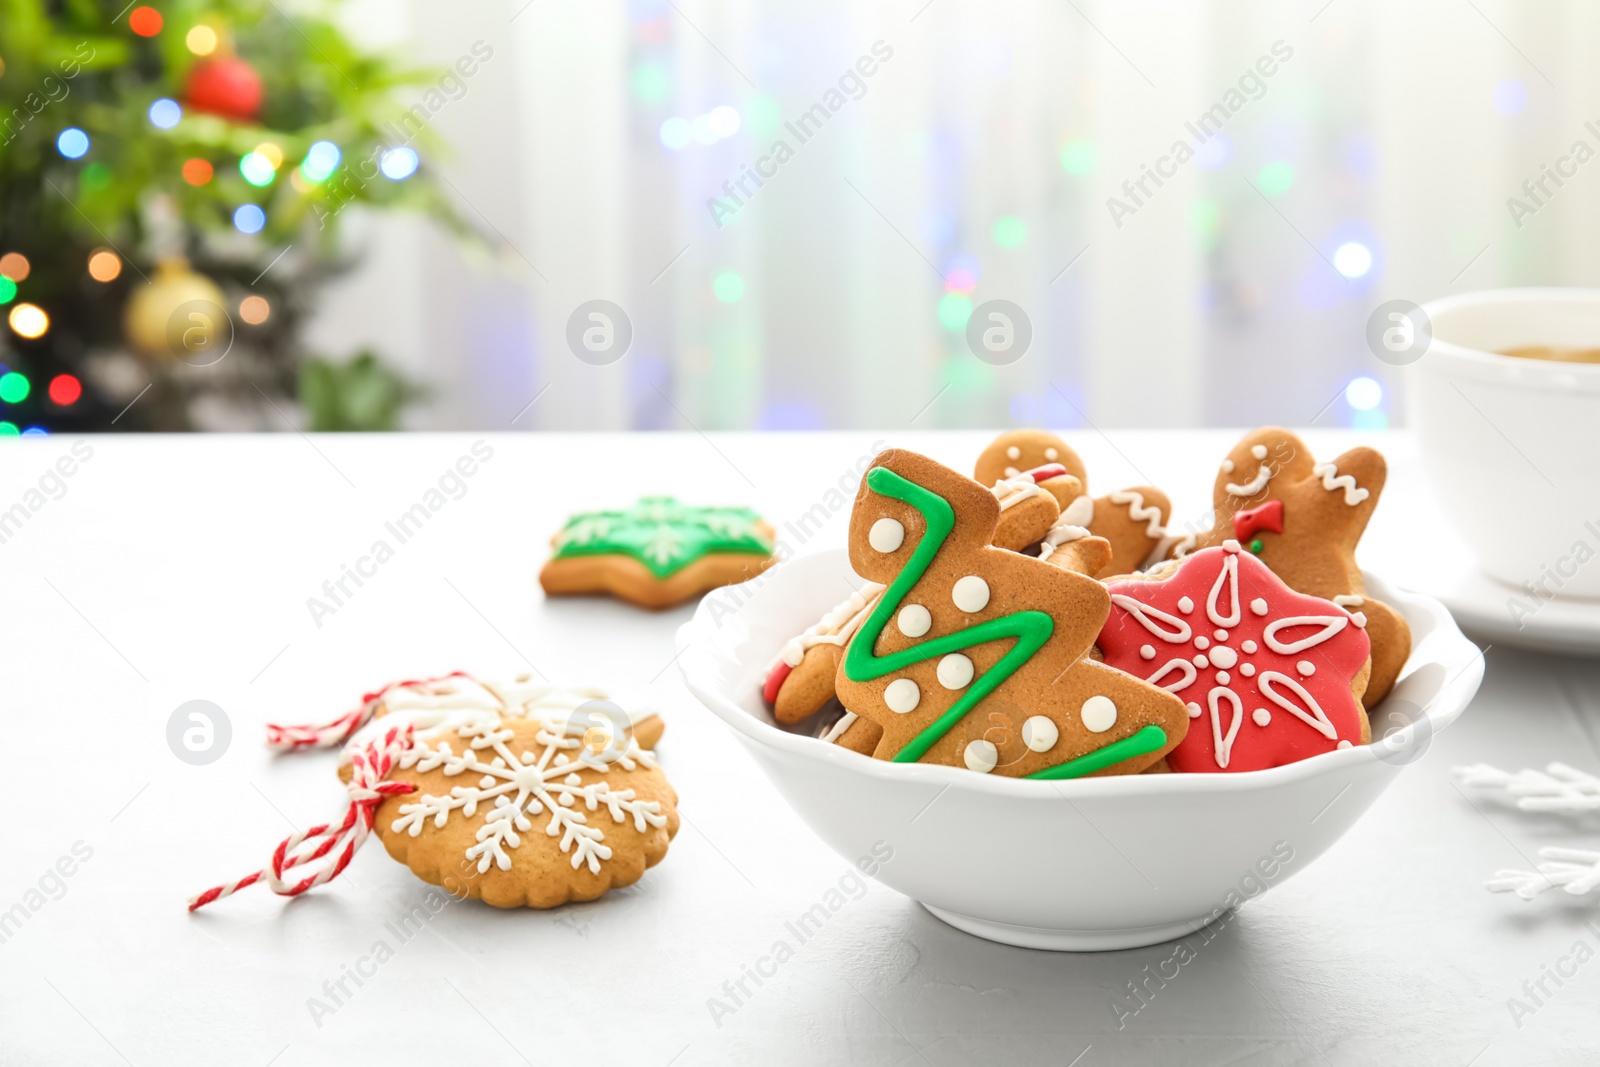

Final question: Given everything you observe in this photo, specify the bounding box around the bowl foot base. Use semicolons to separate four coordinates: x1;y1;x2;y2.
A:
922;903;1226;952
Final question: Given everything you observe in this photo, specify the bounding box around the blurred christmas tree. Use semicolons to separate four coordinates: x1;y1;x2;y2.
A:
0;0;470;432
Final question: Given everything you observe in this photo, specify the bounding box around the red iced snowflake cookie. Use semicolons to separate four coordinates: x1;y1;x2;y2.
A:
1098;541;1372;773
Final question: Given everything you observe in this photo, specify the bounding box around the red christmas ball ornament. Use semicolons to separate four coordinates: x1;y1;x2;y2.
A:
184;58;263;122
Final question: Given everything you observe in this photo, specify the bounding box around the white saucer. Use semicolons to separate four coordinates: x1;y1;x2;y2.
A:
1411;565;1600;656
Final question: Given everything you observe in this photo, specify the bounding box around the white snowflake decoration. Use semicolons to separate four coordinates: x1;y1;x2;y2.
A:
1455;762;1600;900
392;714;667;875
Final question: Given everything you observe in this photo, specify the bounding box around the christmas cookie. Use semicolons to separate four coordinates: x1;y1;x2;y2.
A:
1166;428;1410;705
975;431;1173;578
1099;541;1372;773
540;497;777;609
833;449;1189;778
376;711;678;908
193;677;677;911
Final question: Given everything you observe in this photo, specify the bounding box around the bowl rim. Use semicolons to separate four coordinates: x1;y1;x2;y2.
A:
677;549;1484;801
1419;287;1600;386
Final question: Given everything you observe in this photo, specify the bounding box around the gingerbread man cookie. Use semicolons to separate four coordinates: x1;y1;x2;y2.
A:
540;497;777;609
1099;542;1372;772
832;449;1189;778
975;430;1174;578
1167;428;1410;706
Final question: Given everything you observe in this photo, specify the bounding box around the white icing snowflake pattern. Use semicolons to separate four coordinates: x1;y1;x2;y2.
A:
1456;762;1600;899
392;715;667;875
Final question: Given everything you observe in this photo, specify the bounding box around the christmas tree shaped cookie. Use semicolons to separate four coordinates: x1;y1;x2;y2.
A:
540;496;776;608
833;450;1189;778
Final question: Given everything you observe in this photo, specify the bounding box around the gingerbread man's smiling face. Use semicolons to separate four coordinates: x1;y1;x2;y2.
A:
974;430;1088;488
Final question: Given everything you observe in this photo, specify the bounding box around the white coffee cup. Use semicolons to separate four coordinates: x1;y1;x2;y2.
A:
1413;288;1600;600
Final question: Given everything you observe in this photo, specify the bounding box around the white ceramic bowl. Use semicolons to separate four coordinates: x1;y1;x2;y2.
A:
678;549;1484;951
1415;288;1600;598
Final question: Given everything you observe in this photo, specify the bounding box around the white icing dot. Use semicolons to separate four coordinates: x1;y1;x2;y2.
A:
952;575;990;613
1004;466;1019;477
1253;708;1271;726
1214;629;1229;641
1252;444;1268;459
937;653;975;690
1186;702;1202;718
1297;660;1315;676
1193;653;1210;668
1216;670;1231;684
1080;695;1118;733
869;517;905;553
1139;644;1156;660
1250;598;1269;616
1209;646;1238;669
1337;740;1353;749
1352;612;1368;628
1195;636;1211;650
1223;539;1241;553
1240;663;1257;677
884;678;920;714
898;604;932;638
1006;445;1022;460
1022;716;1058;752
1221;459;1235;474
1241;640;1258;653
1044;447;1059;461
1178;596;1195;613
964;739;999;773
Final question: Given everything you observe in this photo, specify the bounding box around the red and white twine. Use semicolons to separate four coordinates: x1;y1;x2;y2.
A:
187;725;416;912
264;671;470;751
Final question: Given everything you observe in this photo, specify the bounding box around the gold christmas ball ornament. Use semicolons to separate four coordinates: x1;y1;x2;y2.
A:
123;260;234;366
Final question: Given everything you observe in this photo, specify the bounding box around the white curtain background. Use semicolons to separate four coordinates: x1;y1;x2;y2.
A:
303;0;1599;431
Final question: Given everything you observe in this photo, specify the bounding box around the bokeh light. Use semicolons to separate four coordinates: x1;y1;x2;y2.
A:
379;147;419;180
129;6;163;36
1492;79;1527;116
48;374;82;406
186;25;218;55
1194;133;1234;170
7;305;46;341
944;268;977;295
233;204;266;234
992;216;1026;248
182;158;213;185
707;105;741;138
148;98;182;129
1333;241;1373;278
239;295;271;324
690;114;717;145
301;141;341;182
0;277;14;304
712;272;745;303
255;142;284;169
239;151;275;187
0;370;32;401
658;116;691;150
937;293;973;332
80;163;112;191
631;61;671;104
1257;161;1295;197
0;252;30;282
57;128;89;159
21;426;48;437
87;250;122;282
1345;375;1383;411
0;423;16;436
1059;140;1097;175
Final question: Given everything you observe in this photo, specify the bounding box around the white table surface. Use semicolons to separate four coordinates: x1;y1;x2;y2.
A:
2;429;1598;1067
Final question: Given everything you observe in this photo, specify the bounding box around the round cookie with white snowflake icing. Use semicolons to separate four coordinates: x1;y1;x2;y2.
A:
1099;541;1372;773
541;496;777;609
375;710;679;908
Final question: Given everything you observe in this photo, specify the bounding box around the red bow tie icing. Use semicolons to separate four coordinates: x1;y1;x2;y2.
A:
1098;541;1371;772
1231;499;1284;543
